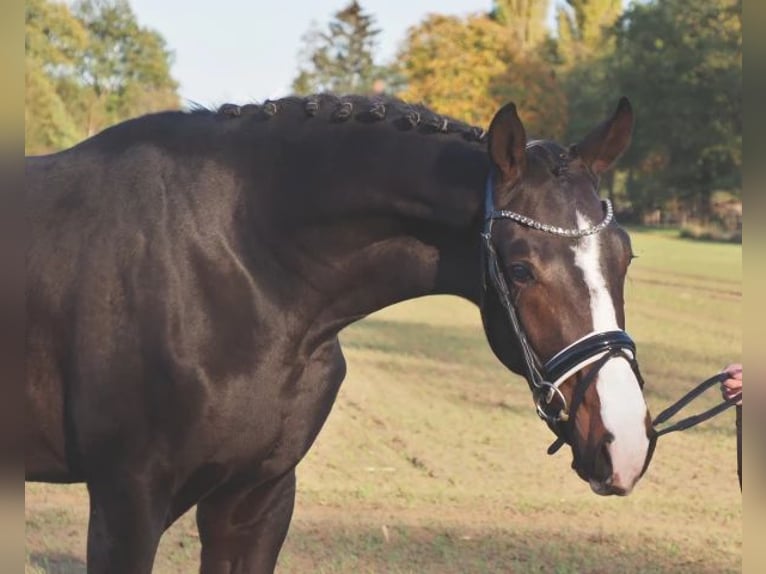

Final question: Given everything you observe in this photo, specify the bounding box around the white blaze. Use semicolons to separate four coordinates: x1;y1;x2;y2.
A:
572;212;649;492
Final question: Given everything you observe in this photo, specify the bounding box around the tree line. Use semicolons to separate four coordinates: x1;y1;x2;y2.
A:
293;0;742;228
26;0;741;229
25;0;179;155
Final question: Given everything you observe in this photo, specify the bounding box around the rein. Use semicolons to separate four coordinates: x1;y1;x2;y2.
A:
480;167;739;459
651;372;740;437
642;372;741;488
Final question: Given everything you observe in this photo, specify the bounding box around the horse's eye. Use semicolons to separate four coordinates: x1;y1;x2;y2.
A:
509;263;534;283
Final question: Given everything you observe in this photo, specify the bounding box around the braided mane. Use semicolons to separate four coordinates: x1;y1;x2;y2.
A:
192;94;488;143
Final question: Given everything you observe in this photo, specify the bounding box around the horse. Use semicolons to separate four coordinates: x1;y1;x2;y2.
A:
25;93;655;573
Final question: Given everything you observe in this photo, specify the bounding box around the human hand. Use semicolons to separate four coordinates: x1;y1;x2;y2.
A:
720;363;742;405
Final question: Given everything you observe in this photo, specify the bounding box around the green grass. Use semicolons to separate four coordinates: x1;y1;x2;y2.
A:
25;227;742;573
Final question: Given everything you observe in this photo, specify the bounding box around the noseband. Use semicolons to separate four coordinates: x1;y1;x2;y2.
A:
480;169;644;454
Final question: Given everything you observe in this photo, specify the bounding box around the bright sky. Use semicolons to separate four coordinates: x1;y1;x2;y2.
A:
126;0;559;108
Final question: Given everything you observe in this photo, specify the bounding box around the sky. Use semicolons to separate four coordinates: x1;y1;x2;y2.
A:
124;0;559;108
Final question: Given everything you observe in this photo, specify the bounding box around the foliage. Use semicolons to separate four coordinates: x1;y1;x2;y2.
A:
491;0;551;51
25;64;82;151
292;1;387;95
554;0;623;146
396;13;566;136
73;0;179;133
555;0;622;63
25;0;89;151
544;0;742;220
25;0;179;154
609;0;742;218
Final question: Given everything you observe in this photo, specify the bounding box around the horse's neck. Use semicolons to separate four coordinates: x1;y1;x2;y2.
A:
248;127;489;334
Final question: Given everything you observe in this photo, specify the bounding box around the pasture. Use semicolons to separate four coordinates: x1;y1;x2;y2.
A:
25;227;742;573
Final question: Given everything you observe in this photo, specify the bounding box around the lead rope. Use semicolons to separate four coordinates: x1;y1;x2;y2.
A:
649;371;741;491
737;404;742;490
651;372;740;437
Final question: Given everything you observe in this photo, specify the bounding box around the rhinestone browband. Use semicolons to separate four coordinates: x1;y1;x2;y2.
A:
488;199;614;238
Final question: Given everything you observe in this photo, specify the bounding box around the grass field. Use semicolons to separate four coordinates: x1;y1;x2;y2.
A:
25;227;742;573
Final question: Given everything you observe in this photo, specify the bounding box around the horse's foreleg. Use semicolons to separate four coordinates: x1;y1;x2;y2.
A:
196;469;297;574
195;339;345;572
85;472;171;574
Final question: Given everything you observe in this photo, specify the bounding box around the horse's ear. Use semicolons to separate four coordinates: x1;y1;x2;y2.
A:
488;102;527;200
575;97;634;176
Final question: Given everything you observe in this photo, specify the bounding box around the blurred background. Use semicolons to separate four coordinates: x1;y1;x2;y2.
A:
26;0;741;241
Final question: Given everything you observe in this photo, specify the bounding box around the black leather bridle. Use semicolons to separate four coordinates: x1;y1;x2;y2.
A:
480;166;741;463
479;168;644;455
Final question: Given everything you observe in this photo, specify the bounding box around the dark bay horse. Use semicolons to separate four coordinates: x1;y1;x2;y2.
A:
25;93;654;573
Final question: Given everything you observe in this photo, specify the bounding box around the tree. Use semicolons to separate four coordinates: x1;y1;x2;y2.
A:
25;0;180;154
547;1;625;209
292;1;384;95
491;0;550;51
25;0;88;151
555;0;622;63
25;64;81;153
554;0;624;145
610;0;741;218
26;0;89;67
397;13;566;135
72;0;179;136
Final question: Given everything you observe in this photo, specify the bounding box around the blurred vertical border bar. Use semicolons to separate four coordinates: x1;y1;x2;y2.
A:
0;0;25;571
742;0;764;572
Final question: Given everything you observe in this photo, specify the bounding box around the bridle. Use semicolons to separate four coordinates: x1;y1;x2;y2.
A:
479;142;741;487
480;163;741;464
479;166;644;455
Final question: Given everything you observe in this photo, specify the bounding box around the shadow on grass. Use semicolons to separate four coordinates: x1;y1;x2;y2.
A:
26;520;738;574
279;520;737;574
28;552;86;574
